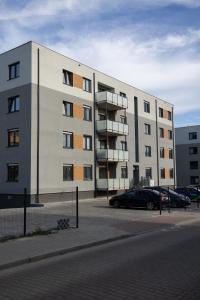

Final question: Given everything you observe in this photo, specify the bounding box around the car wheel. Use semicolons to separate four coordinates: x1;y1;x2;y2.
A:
146;201;154;210
113;200;120;208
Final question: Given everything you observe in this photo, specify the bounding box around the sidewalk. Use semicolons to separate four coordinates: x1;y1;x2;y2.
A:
0;208;200;271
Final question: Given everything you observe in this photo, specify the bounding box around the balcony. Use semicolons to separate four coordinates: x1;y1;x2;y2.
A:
96;120;128;136
96;178;129;190
96;149;129;162
96;91;128;110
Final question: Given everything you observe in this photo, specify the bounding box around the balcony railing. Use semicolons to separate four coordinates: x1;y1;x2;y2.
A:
96;178;129;190
96;120;128;136
96;149;129;162
96;91;128;110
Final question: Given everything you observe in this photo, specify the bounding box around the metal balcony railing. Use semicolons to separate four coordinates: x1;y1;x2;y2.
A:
96;149;129;162
96;120;129;136
96;178;129;190
96;91;128;110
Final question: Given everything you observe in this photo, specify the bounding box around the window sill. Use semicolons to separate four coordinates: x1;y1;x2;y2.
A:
7;76;20;81
63;82;73;87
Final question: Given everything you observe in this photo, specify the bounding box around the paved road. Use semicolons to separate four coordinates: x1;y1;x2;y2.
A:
0;223;200;299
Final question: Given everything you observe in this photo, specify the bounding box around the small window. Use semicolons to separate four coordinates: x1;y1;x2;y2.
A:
168;130;173;140
159;108;163;118
98;113;106;120
7;163;19;182
84;165;92;180
189;147;198;155
144;101;150;113
190;161;198;169
120;115;127;124
121;166;128;178
63;132;73;149
83;135;92;150
100;140;107;149
145;167;152;179
8;129;20;147
63;101;73;117
144;123;151;135
168;111;172;120
8;96;20;113
99;167;107;179
190;176;199;185
169;149;173;159
83;78;92;92
9;62;20;80
189;132;197;140
160;147;164;158
63;164;73;181
83;105;92;121
145;146;151;157
159;128;164;138
121;141;127;151
63;69;73;86
160;168;165;179
120;92;126;98
170;168;174;179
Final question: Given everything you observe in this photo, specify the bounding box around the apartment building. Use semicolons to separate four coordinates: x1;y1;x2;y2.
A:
176;125;200;187
0;41;175;203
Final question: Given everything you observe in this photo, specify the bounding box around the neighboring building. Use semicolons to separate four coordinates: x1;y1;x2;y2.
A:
0;41;175;203
176;125;200;187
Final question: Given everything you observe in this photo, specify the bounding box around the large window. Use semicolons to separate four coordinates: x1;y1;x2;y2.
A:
159;108;163;118
145;167;152;179
159;128;164;138
7;164;19;182
144;101;150;113
121;166;128;178
63;101;73;117
189;132;197;140
189;147;198;155
168;130;173;140
83;105;92;121
8;129;20;147
190;161;198;169
63;165;73;181
63;132;73;149
63;69;73;86
8;96;20;113
83;78;91;92
9;62;20;80
83;135;92;150
145;146;151;157
160;168;165;179
160;147;164;158
190;176;199;185
84;165;92;180
144;123;151;135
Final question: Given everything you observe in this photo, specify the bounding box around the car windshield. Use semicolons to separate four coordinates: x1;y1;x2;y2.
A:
162;188;179;196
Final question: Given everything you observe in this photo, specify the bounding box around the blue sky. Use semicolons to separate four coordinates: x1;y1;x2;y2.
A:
0;0;200;127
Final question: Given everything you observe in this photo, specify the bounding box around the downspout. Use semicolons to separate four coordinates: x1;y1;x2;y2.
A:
155;99;160;186
36;48;40;203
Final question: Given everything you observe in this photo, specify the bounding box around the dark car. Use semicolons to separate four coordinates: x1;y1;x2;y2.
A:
175;187;200;202
109;189;168;210
146;186;191;208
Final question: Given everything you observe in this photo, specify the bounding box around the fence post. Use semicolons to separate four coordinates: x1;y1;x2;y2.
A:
76;186;79;228
24;188;27;236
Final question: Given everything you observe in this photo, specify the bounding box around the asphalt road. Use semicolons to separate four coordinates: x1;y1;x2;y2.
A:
0;223;200;300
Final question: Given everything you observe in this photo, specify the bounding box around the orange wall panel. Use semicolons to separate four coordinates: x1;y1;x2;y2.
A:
73;74;83;89
73;104;83;119
164;128;168;139
73;134;83;149
165;168;170;179
163;110;168;119
164;148;169;159
74;165;84;181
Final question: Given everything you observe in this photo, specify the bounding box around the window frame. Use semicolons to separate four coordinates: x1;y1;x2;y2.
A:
83;135;92;151
84;165;93;181
9;62;20;80
159;107;163;118
63;69;73;86
83;105;92;121
144;123;151;135
63;101;73;117
160;147;164;158
8;95;20;113
159;128;164;138
63;164;73;181
83;78;92;93
189;132;197;140
7;163;19;182
145;145;151;157
144;100;150;113
190;161;198;170
8;128;20;147
189;147;198;155
121;166;128;178
160;168;165;179
145;167;152;179
63;131;73;149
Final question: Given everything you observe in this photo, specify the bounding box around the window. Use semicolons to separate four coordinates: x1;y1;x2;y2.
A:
168;130;173;140
63;132;73;149
8;96;20;113
83;105;92;121
189;132;197;140
100;140;107;149
169;149;173;159
98;113;106;120
120;92;126;98
145;146;151;157
170;168;174;179
9;62;20;80
190;161;198;169
121;141;127;151
159;108;163;118
145;167;152;179
144;101;150;113
63;101;73;117
168;111;172;120
144;123;151;135
120;115;127;124
7;164;19;182
63;165;73;181
83;78;91;92
8;129;19;147
83;135;92;150
160;147;164;158
159;128;164;138
189;147;198;155
160;168;165;179
63;69;73;86
84;165;92;180
121;166;128;178
190;176;199;185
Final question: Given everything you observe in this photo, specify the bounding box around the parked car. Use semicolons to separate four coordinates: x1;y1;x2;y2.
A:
146;187;191;208
109;189;169;210
175;187;200;202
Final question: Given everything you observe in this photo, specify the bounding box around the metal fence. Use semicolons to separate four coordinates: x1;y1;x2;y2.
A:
0;187;79;240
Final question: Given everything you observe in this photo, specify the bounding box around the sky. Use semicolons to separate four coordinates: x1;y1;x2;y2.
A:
0;0;200;127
